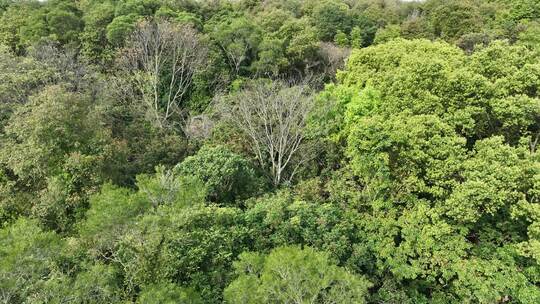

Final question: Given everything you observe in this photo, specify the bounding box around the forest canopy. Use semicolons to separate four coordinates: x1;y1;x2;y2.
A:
0;0;539;303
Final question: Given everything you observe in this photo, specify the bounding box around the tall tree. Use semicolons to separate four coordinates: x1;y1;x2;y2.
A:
120;19;208;129
224;246;372;304
221;79;314;186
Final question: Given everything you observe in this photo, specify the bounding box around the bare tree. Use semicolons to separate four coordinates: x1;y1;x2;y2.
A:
29;41;95;92
318;42;351;80
221;79;314;186
119;19;208;129
530;131;540;154
220;41;249;76
184;114;214;140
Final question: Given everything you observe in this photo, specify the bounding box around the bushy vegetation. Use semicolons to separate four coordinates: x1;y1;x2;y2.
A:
0;0;539;303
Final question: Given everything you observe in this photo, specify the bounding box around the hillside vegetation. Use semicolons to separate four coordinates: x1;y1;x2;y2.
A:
0;0;539;303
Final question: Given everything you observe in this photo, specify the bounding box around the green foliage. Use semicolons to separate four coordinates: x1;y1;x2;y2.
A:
79;165;204;253
10;0;84;47
104;96;190;185
106;14;140;46
1;86;110;181
310;0;352;41
80;1;116;63
320;37;540;302
350;14;378;47
373;24;401;45
250;37;288;76
508;0;540;21
70;263;123;303
1;1;540;303
426;0;483;41
118;204;249;303
0;45;55;105
137;283;203;304
244;190;360;263
0;85;118;231
445;136;532;224
224;246;372;304
78;183;145;254
334;30;349;47
175;145;261;203
32;154;107;232
275;17;319;69
0;218;63;303
207;14;261;75
113;0;160;17
517;21;540;51
0;3;39;53
137;165;206;208
348;114;466;202
350;26;364;48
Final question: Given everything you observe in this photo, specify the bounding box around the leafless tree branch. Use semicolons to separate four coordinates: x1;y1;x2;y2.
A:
221;78;314;186
119;19;208;130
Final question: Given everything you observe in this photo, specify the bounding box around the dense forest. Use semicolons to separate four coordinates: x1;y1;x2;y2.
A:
0;0;539;303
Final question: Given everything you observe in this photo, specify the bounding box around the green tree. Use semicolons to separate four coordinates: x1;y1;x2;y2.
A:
275;17;320;70
78;166;204;255
334;30;349;47
45;0;84;45
0;45;55;106
508;0;540;22
310;0;352;41
80;1;116;63
137;283;203;304
117;204;249;303
0;86;118;231
350;26;364;48
373;24;401;45
136;166;206;209
517;21;540;51
224;246;372;304
244;190;360;263
349;14;378;47
175;145;260;203
70;263;123;304
1;85;111;186
78;184;147;256
106;14;140;46
0;2;39;53
207;15;261;75
320;38;540;302
15;0;84;47
426;0;483;41
0;218;63;303
250;37;288;76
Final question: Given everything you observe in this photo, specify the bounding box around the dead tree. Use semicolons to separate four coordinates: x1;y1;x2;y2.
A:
223;79;314;186
120;19;208;129
318;42;351;80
